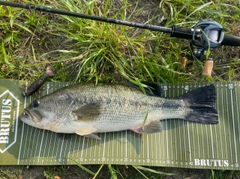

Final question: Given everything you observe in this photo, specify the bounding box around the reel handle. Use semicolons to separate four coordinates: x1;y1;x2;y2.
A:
202;60;213;76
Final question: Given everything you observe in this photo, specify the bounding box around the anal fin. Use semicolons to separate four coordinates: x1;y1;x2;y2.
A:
131;120;162;134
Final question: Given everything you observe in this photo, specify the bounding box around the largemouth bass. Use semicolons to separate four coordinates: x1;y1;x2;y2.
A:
20;83;218;139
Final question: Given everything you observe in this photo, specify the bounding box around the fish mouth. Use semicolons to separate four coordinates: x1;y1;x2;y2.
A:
20;109;33;122
21;108;42;123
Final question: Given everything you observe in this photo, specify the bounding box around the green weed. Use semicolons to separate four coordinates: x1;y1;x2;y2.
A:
210;170;240;179
0;167;23;179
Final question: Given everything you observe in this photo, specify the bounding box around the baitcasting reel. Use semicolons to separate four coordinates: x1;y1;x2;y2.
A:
172;20;225;76
191;20;224;76
191;20;224;60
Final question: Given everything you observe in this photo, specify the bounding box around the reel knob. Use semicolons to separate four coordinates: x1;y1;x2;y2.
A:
202;59;213;76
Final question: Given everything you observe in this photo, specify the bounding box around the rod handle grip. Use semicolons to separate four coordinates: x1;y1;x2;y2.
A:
221;34;240;46
171;25;193;39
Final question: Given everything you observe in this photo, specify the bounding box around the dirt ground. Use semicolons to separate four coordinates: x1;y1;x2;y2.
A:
0;165;215;179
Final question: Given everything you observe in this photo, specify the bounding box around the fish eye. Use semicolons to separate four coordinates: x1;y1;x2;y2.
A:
33;100;40;108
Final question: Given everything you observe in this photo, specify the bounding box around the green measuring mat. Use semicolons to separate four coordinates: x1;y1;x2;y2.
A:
0;79;239;170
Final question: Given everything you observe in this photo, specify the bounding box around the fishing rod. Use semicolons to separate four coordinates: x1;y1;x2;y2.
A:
1;1;240;75
1;2;240;45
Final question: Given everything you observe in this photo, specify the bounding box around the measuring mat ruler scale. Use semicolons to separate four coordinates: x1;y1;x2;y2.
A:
0;79;240;170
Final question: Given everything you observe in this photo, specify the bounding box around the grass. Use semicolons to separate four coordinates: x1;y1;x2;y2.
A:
0;0;240;178
1;0;239;83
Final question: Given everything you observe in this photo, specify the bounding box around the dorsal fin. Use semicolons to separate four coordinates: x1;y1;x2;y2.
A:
124;82;162;97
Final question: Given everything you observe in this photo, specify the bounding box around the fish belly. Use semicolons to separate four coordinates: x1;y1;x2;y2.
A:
86;113;145;133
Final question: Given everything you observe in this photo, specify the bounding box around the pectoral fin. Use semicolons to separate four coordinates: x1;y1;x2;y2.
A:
132;120;162;134
72;103;102;121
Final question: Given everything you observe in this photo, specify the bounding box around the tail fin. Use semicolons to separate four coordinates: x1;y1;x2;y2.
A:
180;84;218;124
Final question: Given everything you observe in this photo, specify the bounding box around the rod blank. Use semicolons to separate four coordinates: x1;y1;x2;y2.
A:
0;1;172;33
